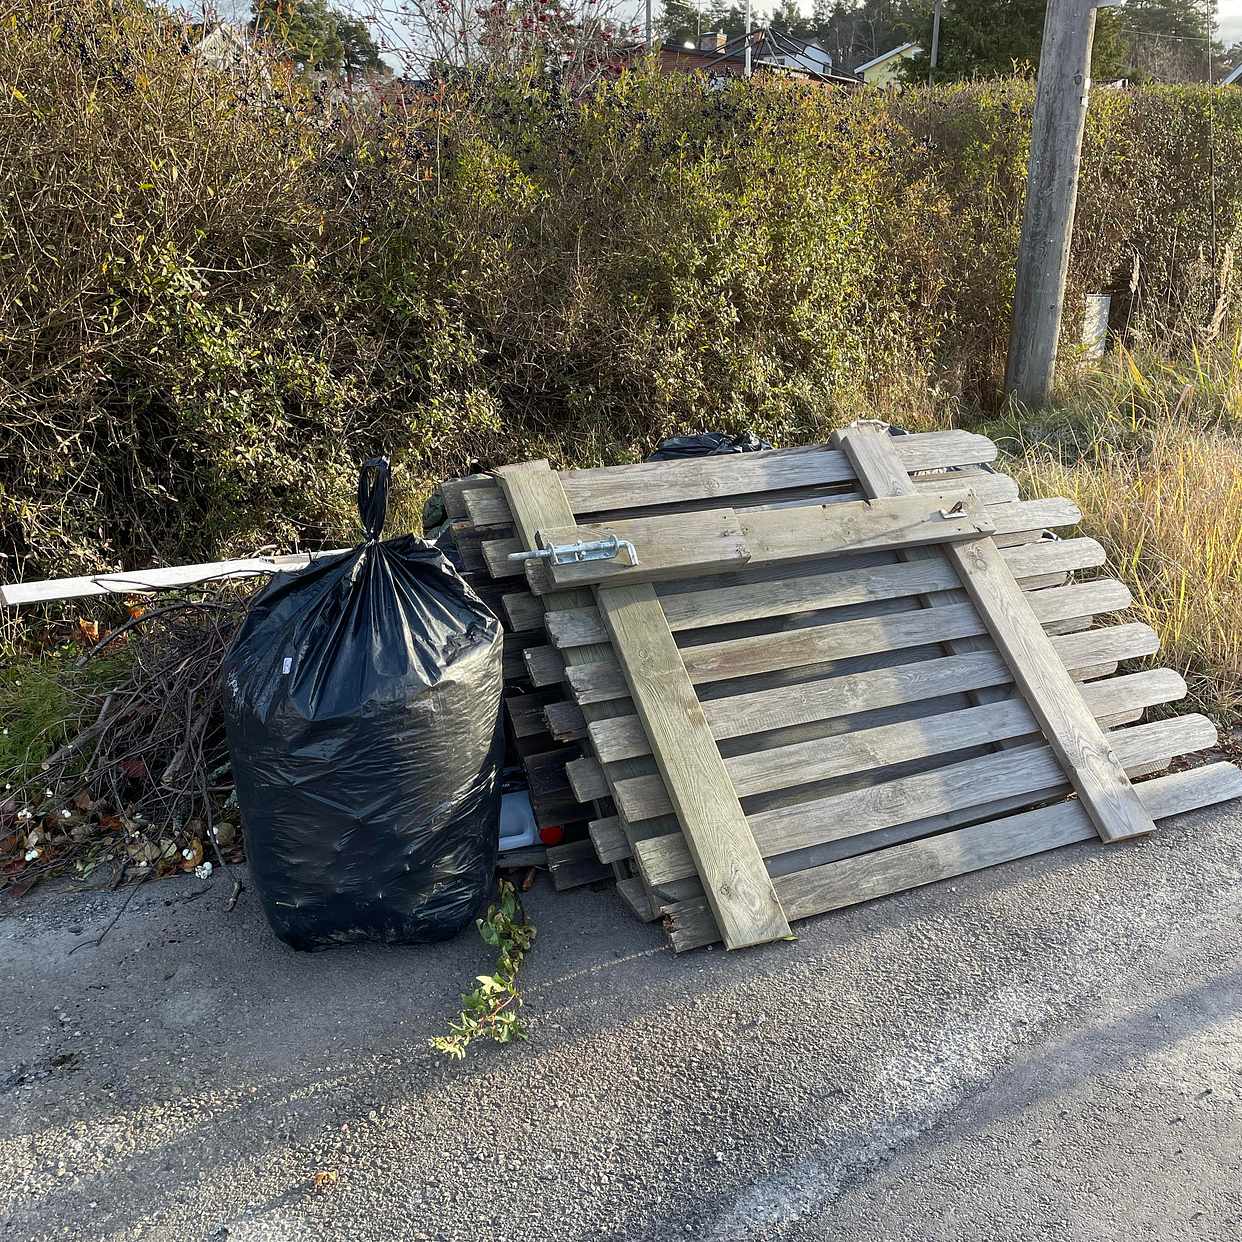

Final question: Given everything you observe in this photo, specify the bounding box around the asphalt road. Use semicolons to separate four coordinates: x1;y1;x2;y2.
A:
2;795;1240;1241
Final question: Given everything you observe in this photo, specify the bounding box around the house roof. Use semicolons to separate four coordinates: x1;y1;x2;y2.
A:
655;31;861;87
1222;62;1242;86
854;42;919;75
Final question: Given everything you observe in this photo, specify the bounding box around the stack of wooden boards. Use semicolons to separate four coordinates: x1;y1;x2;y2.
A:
442;424;1242;951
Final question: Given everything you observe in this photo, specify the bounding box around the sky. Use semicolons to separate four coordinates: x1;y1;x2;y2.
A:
178;0;1242;60
1219;0;1242;45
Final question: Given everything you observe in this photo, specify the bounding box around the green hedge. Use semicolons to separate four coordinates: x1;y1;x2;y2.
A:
2;0;1239;582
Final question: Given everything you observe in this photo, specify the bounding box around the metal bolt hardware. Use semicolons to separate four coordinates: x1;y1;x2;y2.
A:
508;533;639;568
937;498;995;534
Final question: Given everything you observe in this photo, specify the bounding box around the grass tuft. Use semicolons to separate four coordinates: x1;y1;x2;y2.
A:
1004;342;1242;727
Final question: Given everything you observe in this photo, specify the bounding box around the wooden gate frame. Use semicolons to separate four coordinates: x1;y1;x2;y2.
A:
496;430;1162;950
832;425;1156;846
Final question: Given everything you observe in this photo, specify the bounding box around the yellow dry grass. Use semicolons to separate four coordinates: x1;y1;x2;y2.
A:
1003;341;1242;726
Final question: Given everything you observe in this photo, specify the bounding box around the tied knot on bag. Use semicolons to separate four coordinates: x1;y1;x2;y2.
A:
357;457;390;544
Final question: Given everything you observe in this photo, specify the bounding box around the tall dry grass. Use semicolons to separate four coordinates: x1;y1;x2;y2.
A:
1002;340;1242;726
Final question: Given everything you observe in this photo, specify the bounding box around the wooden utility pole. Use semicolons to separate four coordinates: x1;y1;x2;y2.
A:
744;0;753;77
928;0;942;84
1004;0;1098;407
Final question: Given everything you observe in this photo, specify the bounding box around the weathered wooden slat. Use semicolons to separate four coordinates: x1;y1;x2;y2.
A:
565;581;1140;708
635;714;1212;886
726;713;1203;867
546;838;613;890
557;430;997;513
544;536;1107;650
497;495;1080;587
965;538;1158;842
596;581;790;950
440;474;494;520
566;756;609;803
459;461;1020;528
585;621;1159;760
502;590;545;633
543;700;587;742
547;509;754;587
524;645;566;687
505;693;550;740
462;486;513;528
482;535;523;579
664;761;1242;951
462;483;508;528
660;535;1099;635
682;579;1130;685
494;459;676;905
590;816;633;864
541;493;996;589
615;876;659;921
839;425;1157;845
611;668;1183;822
737;494;996;565
985;497;1082;539
586;469;1022;524
615;780;1052;872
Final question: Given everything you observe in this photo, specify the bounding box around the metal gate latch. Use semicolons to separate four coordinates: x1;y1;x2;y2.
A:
508;533;639;568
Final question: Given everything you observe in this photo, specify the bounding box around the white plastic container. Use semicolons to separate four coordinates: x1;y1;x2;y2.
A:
498;789;538;852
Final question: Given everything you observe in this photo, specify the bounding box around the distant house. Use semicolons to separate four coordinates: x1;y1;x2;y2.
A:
183;21;263;73
855;41;920;87
657;31;861;88
1222;62;1242;86
761;36;834;78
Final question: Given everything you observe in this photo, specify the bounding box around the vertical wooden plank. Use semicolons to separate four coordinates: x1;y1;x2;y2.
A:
495;461;673;914
944;536;1157;842
826;426;1030;772
597;582;791;949
836;424;1156;844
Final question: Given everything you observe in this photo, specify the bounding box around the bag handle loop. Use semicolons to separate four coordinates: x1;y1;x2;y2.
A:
357;457;390;542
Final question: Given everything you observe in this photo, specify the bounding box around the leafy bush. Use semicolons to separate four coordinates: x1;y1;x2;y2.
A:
2;0;1240;588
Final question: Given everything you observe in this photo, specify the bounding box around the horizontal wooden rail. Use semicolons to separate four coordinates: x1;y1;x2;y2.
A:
662;761;1242;951
585;622;1160;762
635;714;1216;886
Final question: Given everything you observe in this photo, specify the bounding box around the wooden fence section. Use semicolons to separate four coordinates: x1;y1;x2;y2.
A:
833;424;1157;844
454;426;1242;948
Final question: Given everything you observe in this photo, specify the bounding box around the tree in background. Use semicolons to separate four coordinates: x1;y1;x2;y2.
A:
745;0;923;73
665;0;917;69
655;0;1213;80
903;0;1044;77
659;0;705;43
252;0;385;78
769;0;813;37
367;0;638;88
896;0;1131;80
659;0;753;42
895;0;1210;83
1118;0;1216;81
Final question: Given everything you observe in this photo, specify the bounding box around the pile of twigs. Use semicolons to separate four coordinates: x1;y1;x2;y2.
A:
1;589;252;894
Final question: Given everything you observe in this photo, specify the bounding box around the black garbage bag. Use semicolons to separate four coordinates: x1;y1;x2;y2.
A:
222;459;503;950
645;431;773;461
